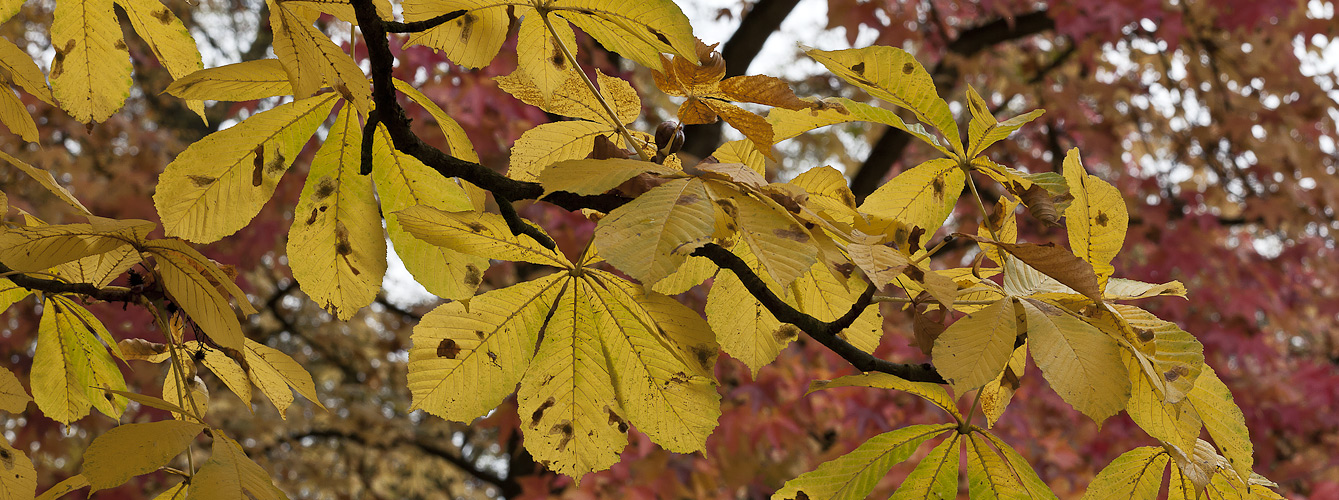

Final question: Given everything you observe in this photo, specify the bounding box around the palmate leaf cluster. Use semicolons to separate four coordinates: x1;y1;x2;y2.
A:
0;0;1280;498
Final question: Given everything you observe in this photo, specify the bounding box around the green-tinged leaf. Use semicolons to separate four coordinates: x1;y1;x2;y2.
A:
49;0;132;123
0;151;92;214
508;120;620;181
809;373;960;420
771;424;954;500
1114;304;1204;404
395;205;569;268
1082;447;1169;500
1062;149;1128;288
394;78;480;162
979;432;1058;499
102;389;193;416
0;87;37;142
244;338;323;417
0;367;29;413
165;59;294;101
805;46;962;158
594;178;717;285
188;434;286;500
964;85;1044;158
155;93;337;243
769;97;954;156
540;158;674;197
35;475;87;500
0;37;54;105
145;241;246;353
116;0;204;118
288;106;386;320
31;296;127;423
1104;278;1188;300
1187;365;1253;481
1022;299;1129;425
0;219;149;272
409;274;566;421
1122;348;1202;452
372;125;490;300
860;158;965;236
932;298;1016;394
517;279;626;483
0;437;35;500
965;432;1030;500
889;433;961;500
82;421;204;492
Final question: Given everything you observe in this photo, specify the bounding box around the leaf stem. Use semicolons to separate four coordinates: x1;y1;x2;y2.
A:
967;172;995;240
962;386;985;432
538;11;651;162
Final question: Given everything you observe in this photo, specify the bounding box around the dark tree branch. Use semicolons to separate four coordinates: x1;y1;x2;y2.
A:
0;263;145;303
691;244;946;384
850;10;1056;201
274;428;514;493
385;10;466;33
681;0;805;159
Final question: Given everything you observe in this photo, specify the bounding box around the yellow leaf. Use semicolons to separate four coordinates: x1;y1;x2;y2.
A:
551;0;697;69
82;420;204;491
507;120;620;181
282;0;393;24
771;424;954;500
244;338;323;418
709;182;817;288
151;482;187;500
847;242;910;290
978;432;1059;499
1081;446;1169;500
1114;304;1204;404
768;97;954;156
395;205;570;268
165;59;294;102
183;341;252;411
0;279;27;316
1104;278;1188;300
146;242;246;353
116;0;205;119
705;246;790;375
979;196;1019;266
651;254;716;295
288;106;386;320
409;274;567;421
1022;299;1129;425
932;298;1016;394
964;85;1044;158
162;362;208;420
890;433;961;500
0;36;54;105
516;13;577;102
788;262;881;353
34;475;88;500
805;46;963;158
394;78;480;162
32;296;128;423
49;0;132;123
539;158;674;197
188;434;285;500
1062;149;1128;288
57;243;141;288
269;0;371;114
860;158;965;236
155;92;337;243
517;279;626;482
0;367;30;413
706;140;767;176
594;178;717;285
0;151;92;214
979;341;1026;428
0;219;150;272
965;432;1031;500
0;437;35;500
1187;365;1253;481
147;239;256;314
788;165;860;223
402;0;511;69
1122;349;1201;453
809;373;960;420
585;273;720;452
371;125;490;300
117;339;170;362
0;87;37;142
101;389;193;416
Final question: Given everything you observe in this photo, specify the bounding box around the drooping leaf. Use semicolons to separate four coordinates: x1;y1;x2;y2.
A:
1122;348;1202;454
0;437;35;500
82;420;204;492
409;274;567;421
165;59;294;102
183;341;252;411
965;432;1031;500
932;298;1017;394
847;242;910;290
288;106;387;320
0;219;150;272
268;0;370;114
771;424;954;500
0;36;55;105
889;433;961;500
187;434;286;500
859;158;965;236
0;367;30;413
708;182;817;288
0;87;37;142
1022;299;1129;425
31;296;128;423
594;178;717;285
975;237;1102;303
979;195;1019;266
539;158;674;197
244;338;324;418
1082;447;1169;500
0;151;92;214
964;85;1044;158
1114;304;1204;404
394;78;480;162
145;241;247;353
515;13;577;102
1187;365;1253;481
116;0;205;118
155;92;338;243
49;0;132;123
705;246;791;375
395;205;570;268
1104;278;1188;300
979;432;1059;499
371;125;490;300
788;165;860;222
788;262;881;353
979;341;1026;428
809;372;960;420
805;46;963;158
35;475;88;500
1062;149;1128;288
768;97;954;156
162;362;209;421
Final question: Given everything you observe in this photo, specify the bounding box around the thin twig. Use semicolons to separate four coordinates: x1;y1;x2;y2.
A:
385;10;466;33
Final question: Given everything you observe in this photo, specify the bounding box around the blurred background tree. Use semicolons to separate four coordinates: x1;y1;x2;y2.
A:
1;0;1336;498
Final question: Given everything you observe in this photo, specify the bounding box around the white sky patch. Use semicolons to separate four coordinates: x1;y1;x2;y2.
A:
381;239;438;308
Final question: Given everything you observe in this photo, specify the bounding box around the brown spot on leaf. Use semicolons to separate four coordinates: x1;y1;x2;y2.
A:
773;324;800;342
474;330;485;339
902;62;915;74
551;42;565;68
114;40;127;50
931;176;946;197
908;226;925;254
689;345;714;370
675;193;700;206
773;226;810;243
252;145;265;187
465;222;487;233
154;8;174;24
486;351;498;364
266;150;286;174
647;26;670;45
463;264;482;287
606;406;628;433
552;421;574;449
436;339;460;359
51;40;75;78
335;225;353;255
1095;211;1109;226
715;198;738;218
305;207;320;225
1136;328;1155;343
850;62;865;75
531;397;555;425
314;177;336;199
188;175;216;187
1164;365;1190;382
834;262;855;278
457;14;476;40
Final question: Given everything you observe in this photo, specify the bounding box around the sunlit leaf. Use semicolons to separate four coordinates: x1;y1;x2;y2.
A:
965;432;1030;500
1081;446;1169;500
1187;365;1253;481
0;367;30;414
0;437;35;500
933;298;1016;394
116;0;205;119
771;424;954;500
396;205;570;268
1022;299;1129;425
810;373;960;420
49;0;132;123
82;420;204;492
166;59;294;102
188;434;285;500
964;85;1044;158
31;296;128;423
860;158;965;237
244;338;324;418
889;433;961;500
1062;149;1128;288
594;178;717;285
